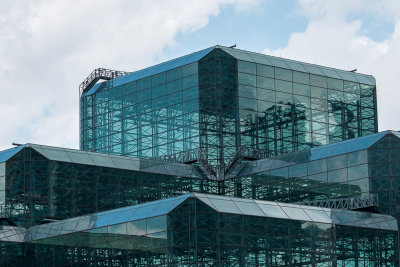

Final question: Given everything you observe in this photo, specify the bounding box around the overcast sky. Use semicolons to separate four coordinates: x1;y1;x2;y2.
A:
1;0;400;150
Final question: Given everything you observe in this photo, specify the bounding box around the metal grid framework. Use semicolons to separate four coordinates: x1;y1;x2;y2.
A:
0;194;396;266
79;47;378;176
299;194;378;210
1;133;400;264
79;68;130;95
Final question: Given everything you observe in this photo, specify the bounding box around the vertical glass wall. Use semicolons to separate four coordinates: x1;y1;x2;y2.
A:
237;59;377;157
223;149;369;203
198;49;239;168
0;162;5;205
3;196;394;266
167;198;396;266
4;147;218;227
80;63;200;159
80;47;377;166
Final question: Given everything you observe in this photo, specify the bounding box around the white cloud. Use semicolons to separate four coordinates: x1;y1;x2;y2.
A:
0;0;260;150
264;0;400;131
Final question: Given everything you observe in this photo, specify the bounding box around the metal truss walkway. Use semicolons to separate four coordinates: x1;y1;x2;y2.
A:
298;194;378;210
79;68;130;94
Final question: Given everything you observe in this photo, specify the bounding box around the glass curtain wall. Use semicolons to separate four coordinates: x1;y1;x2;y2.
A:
236;59;377;157
1;196;394;266
80;63;200;159
198;48;239;169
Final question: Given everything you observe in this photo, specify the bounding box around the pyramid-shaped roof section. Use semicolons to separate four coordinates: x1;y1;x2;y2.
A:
219;45;375;85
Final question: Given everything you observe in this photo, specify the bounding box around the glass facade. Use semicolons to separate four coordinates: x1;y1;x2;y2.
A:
1;132;400;228
80;46;377;171
0;46;394;265
0;194;396;266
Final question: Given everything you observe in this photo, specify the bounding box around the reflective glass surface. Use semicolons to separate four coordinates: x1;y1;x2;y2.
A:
4;194;394;266
80;46;378;171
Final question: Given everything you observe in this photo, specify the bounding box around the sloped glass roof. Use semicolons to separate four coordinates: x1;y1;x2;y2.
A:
240;131;395;176
83;46;216;96
24;193;397;243
0;226;26;243
0;144;200;178
193;193;397;231
82;45;375;97
219;46;375;85
0;144;26;163
25;194;189;242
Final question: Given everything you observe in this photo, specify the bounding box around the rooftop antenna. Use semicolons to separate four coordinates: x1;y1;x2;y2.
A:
12;142;22;146
350;68;357;72
229;44;236;48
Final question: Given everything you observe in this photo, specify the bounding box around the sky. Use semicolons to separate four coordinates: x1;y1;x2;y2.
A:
1;0;400;150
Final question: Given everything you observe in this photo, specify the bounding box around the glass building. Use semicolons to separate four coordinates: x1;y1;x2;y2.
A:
80;46;377;174
0;46;397;266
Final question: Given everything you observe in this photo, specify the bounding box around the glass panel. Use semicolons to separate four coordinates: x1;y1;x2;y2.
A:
147;215;167;234
280;206;311;221
257;64;274;78
348;150;368;166
234;201;264;216
238;60;256;75
257;204;289;219
208;198;241;214
348;164;369;180
108;223;127;234
303;209;331;223
127;219;147;236
293;71;309;84
275;68;292;81
328;168;347;183
327;154;347;171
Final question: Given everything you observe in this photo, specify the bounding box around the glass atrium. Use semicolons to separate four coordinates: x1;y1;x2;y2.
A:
80;46;377;172
0;46;395;266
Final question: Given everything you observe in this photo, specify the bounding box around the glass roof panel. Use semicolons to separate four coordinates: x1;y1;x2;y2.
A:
196;196;217;210
367;76;376;85
111;157;139;170
248;53;273;65
208;198;242;214
257;204;289;219
336;70;359;83
234;201;265;217
149;198;187;217
356;74;374;85
0;145;26;163
88;154;117;168
87;46;215;95
222;48;254;62
303;209;332;224
66;151;94;165
284;60;308;72
280;206;312;221
264;56;290;69
83;83;102;96
39;148;72;162
24;193;397;242
318;67;342;79
302;64;325;76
